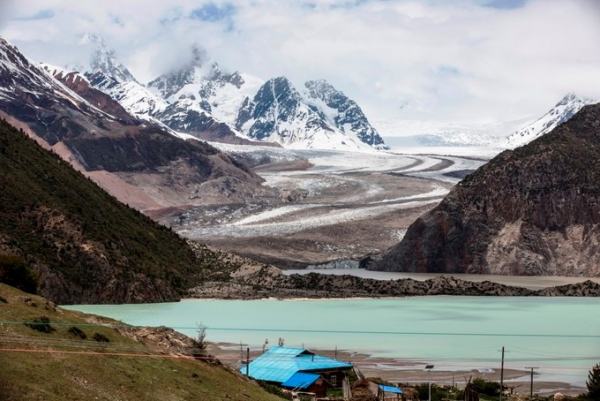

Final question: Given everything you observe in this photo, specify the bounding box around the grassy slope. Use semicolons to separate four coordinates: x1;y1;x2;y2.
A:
0;283;282;401
0;119;235;303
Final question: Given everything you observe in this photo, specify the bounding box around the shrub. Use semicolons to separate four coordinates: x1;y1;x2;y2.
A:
0;254;37;294
25;316;55;333
472;378;501;397
587;363;600;400
92;332;110;342
68;326;87;339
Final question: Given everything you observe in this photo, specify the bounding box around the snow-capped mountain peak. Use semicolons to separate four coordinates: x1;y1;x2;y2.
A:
147;45;263;129
84;34;136;90
304;79;388;149
147;45;212;99
506;93;597;148
234;76;379;151
78;39;168;121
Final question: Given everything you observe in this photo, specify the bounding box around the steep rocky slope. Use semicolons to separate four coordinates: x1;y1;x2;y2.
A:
370;103;600;276
0;119;243;304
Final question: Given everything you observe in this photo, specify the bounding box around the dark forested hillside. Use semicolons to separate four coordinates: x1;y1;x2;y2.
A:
0;119;221;304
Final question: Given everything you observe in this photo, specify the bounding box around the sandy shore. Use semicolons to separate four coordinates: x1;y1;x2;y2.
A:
207;342;586;397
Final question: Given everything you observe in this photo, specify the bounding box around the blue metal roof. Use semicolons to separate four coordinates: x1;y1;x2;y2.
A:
379;384;403;394
240;346;352;384
282;372;320;390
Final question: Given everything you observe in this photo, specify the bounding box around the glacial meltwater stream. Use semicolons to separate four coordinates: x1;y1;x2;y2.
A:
65;297;600;387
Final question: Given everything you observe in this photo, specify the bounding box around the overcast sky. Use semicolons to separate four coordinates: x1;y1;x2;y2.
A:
1;0;599;135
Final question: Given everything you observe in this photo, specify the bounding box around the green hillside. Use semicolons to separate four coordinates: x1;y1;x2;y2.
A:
0;283;282;401
0;119;221;304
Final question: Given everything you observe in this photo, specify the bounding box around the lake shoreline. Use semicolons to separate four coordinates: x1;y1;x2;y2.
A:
190;266;600;300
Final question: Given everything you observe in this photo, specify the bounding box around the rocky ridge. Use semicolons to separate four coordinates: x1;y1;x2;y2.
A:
190;266;600;299
369;103;600;276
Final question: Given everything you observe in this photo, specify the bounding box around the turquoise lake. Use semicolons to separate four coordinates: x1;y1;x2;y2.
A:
65;297;600;386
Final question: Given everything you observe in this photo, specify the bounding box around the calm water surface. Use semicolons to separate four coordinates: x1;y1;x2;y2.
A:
65;297;600;386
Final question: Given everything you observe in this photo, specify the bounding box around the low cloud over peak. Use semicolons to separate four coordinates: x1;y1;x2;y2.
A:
2;0;600;135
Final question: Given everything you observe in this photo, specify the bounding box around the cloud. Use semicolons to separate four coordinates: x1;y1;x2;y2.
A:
1;0;600;136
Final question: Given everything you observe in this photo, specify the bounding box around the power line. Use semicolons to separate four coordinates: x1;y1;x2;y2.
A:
0;347;213;360
2;320;599;338
0;340;595;371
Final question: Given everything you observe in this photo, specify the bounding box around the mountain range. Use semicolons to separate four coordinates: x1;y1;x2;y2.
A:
0;37;269;213
75;37;387;151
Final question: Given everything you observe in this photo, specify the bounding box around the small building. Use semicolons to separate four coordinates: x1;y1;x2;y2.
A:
241;346;353;396
377;384;403;400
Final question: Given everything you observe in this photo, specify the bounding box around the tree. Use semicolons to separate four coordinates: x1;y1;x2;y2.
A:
189;323;207;359
195;324;207;350
587;363;600;400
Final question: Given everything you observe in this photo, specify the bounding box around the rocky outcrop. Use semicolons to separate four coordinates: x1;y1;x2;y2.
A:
369;103;600;276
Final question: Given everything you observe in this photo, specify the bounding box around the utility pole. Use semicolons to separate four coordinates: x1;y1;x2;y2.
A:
524;367;538;399
246;347;250;377
425;364;434;401
499;347;505;401
240;342;244;367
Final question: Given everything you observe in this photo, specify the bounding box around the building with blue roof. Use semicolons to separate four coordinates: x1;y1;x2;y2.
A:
241;346;353;396
378;384;403;400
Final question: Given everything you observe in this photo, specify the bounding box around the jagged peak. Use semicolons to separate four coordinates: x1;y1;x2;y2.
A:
555;92;596;107
263;76;298;94
190;44;209;68
305;79;336;93
83;34;136;85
